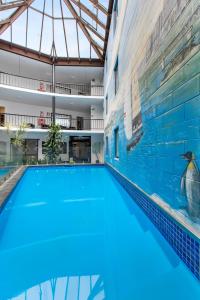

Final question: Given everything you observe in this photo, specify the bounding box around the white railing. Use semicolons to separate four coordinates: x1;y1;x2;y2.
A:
0;71;104;96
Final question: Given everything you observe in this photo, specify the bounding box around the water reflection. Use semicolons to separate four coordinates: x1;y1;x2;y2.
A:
8;275;105;300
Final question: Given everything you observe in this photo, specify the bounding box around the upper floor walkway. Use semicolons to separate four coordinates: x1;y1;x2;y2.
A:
0;71;104;97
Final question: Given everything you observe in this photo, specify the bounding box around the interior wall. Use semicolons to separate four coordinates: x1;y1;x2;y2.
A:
105;0;200;224
0;50;52;82
91;134;104;164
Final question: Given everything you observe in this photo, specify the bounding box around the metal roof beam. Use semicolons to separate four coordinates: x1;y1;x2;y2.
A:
0;0;35;34
0;39;104;66
81;18;105;42
0;0;26;11
88;0;108;15
63;0;103;59
69;0;106;30
0;18;10;25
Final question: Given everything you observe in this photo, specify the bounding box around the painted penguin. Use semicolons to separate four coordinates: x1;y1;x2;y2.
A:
181;152;200;219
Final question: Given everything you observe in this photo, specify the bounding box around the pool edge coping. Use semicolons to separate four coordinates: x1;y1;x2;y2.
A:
0;166;27;210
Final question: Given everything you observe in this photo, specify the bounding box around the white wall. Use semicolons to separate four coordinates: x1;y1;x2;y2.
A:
0;50;52;82
0;129;103;163
91;134;104;164
0;100;90;126
91;103;103;119
0;50;104;85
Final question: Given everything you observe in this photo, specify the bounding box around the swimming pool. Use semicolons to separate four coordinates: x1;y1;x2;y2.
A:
0;166;199;300
0;166;15;181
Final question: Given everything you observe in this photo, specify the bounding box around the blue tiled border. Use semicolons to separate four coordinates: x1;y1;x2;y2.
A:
106;163;200;280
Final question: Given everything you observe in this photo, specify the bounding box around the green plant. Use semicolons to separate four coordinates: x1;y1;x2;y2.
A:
8;123;26;148
7;123;26;164
38;159;47;165
43;124;63;163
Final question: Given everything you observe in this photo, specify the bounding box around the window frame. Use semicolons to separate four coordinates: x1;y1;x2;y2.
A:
114;127;119;159
105;94;108;115
114;57;119;95
113;0;118;34
106;136;109;156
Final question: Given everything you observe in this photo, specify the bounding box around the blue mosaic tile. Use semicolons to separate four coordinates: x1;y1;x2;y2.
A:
107;164;200;281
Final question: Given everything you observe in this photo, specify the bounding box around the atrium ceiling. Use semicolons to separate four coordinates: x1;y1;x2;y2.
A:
0;0;113;66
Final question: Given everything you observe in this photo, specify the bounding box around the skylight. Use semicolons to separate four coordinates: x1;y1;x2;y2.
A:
0;0;112;64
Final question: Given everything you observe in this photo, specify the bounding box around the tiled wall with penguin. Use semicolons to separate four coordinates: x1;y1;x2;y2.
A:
104;0;200;227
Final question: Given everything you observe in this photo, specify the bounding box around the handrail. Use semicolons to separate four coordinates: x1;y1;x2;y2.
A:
0;71;51;85
0;113;104;130
0;71;104;96
0;112;103;120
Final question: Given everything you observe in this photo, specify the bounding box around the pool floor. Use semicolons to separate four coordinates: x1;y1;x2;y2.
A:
0;166;199;300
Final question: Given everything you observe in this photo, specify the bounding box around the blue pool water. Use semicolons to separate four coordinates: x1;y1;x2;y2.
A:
0;166;199;300
0;167;14;180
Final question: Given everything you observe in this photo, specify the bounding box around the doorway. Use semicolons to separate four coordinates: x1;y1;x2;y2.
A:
69;136;91;163
25;139;39;161
77;116;84;130
0;106;5;126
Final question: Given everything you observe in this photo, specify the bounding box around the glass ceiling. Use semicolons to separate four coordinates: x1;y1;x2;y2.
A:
0;0;111;61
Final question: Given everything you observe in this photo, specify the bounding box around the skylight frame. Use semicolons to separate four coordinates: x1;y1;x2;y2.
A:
0;0;114;66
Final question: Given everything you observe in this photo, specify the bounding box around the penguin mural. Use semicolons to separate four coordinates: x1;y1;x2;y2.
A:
181;151;200;220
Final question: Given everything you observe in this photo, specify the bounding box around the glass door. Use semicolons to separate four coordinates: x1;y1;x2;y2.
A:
69;136;91;163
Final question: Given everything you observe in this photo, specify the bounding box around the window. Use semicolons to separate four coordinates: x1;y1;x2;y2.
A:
114;127;119;158
105;94;108;115
106;136;109;155
42;141;46;155
0;141;6;155
11;139;38;161
113;0;118;34
114;57;119;95
62;142;67;154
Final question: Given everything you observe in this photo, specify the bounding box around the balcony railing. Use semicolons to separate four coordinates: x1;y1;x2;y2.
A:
0;71;104;96
0;113;104;131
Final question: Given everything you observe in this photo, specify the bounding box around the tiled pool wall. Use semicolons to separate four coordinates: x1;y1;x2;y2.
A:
107;163;200;280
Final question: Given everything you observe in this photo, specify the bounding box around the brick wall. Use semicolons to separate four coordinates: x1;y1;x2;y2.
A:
105;0;200;223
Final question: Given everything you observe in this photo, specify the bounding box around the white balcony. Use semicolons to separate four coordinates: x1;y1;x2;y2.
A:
0;71;104;97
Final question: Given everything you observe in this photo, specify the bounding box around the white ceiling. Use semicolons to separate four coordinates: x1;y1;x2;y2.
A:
0;50;104;84
0;85;103;112
56;66;104;84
